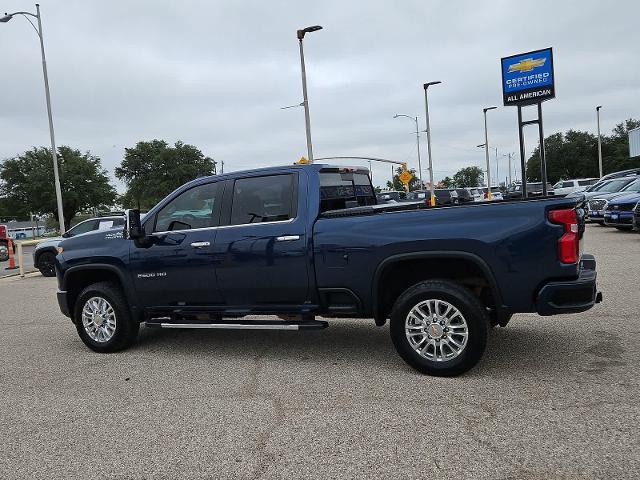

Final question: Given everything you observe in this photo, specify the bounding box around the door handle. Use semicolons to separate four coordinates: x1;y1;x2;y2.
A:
190;241;211;248
276;235;300;242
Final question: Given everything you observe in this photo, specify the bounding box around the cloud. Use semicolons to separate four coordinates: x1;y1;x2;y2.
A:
0;0;638;191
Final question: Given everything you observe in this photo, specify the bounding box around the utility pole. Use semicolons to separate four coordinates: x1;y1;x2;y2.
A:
503;152;513;184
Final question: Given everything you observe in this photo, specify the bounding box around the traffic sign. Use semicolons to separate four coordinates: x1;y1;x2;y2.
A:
399;170;413;185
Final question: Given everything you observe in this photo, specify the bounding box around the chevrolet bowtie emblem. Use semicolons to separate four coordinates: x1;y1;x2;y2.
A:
508;57;547;73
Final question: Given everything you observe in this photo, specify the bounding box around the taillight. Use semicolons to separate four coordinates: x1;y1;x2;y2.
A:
548;208;579;263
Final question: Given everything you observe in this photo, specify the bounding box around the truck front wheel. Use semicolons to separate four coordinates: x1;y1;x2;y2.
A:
74;282;138;353
390;280;488;376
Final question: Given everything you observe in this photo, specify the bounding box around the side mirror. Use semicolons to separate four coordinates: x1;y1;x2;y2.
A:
124;209;144;240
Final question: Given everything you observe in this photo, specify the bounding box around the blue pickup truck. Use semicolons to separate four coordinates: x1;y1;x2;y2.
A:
55;164;601;376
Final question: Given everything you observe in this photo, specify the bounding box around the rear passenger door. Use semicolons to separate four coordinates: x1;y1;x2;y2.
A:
213;173;309;307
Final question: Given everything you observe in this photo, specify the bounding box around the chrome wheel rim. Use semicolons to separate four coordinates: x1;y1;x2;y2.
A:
82;296;117;343
405;299;469;362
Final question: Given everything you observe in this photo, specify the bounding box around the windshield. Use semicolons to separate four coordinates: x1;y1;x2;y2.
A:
620;178;640;192
599;178;634;192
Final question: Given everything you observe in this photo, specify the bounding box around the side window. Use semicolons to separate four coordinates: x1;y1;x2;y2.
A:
68;220;97;237
112;218;125;227
155;182;222;232
97;220;115;231
562;181;574;188
230;175;295;225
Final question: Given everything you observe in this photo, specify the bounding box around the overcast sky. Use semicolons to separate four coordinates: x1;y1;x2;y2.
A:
1;0;639;191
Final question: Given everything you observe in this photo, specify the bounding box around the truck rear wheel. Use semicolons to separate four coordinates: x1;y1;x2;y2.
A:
74;282;138;353
390;280;488;376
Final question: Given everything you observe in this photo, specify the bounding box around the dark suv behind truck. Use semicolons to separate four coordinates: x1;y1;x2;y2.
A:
55;164;601;376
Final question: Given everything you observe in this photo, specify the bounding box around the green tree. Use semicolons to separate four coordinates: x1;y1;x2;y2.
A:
526;119;640;183
452;166;484;187
115;140;215;210
440;176;455;188
0;146;117;230
385;167;422;191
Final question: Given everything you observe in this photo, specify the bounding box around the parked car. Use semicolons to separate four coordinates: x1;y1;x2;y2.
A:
586;177;640;224
376;190;406;203
553;178;599;196
0;244;8;262
505;182;555;199
602;192;640;230
55;163;600;377
433;189;455;205
33;215;125;277
481;187;504;201
467;188;484;202
452;188;473;204
633;202;640;231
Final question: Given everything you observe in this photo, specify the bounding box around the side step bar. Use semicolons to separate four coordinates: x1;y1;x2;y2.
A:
145;319;328;331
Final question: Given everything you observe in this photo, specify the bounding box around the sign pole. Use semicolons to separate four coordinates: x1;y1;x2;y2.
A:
537;102;548;195
517;106;528;198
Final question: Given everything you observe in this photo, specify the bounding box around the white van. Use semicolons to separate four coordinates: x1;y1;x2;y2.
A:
553;178;599;196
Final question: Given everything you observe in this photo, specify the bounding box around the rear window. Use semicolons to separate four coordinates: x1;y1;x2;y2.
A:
320;171;376;212
578;179;597;187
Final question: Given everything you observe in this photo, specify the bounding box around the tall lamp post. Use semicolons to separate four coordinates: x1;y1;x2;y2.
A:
393;114;422;186
1;4;65;233
482;106;497;199
596;105;603;178
297;25;322;163
423;81;442;206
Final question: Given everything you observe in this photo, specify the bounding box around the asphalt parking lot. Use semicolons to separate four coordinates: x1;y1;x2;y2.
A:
0;225;638;479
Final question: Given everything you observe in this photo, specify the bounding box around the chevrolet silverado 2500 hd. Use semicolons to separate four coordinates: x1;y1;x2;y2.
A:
55;164;601;376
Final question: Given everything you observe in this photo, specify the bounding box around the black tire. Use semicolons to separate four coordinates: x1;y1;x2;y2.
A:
390;280;489;377
74;282;138;353
37;251;57;277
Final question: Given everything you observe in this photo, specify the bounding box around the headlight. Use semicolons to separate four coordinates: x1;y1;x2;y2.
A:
57;246;64;254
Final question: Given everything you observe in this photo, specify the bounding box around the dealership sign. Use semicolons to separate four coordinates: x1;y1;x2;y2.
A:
501;48;554;106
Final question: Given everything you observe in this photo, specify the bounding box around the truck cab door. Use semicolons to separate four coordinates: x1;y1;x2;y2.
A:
129;180;224;308
213;173;310;307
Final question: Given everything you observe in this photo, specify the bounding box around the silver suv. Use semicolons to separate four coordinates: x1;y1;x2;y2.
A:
33;216;124;276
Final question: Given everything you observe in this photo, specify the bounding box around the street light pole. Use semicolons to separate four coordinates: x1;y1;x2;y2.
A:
296;25;322;163
1;4;65;233
423;81;442;206
596;105;603;178
483;106;497;199
393;114;422;186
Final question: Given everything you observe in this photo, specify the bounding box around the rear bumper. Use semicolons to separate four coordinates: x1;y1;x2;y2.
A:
57;290;71;318
535;254;602;316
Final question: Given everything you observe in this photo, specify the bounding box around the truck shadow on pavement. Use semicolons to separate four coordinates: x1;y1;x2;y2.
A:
120;319;608;377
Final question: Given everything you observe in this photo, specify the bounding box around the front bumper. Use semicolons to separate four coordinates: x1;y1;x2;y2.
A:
586;210;605;222
603;211;634;227
57;290;71;318
535;254;602;316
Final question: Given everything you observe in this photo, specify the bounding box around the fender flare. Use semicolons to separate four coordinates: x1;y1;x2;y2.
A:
62;263;140;318
371;251;505;324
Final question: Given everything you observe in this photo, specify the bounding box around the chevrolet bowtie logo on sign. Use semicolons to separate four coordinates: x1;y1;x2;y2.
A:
501;48;555;106
508;57;547;73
